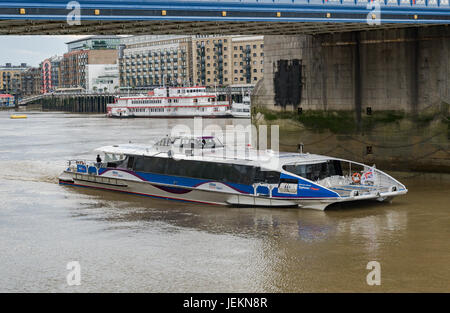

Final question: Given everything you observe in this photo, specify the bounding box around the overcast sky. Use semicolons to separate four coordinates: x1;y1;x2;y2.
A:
0;36;87;67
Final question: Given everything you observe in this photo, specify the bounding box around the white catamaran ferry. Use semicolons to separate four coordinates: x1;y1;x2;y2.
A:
107;86;250;118
59;135;407;210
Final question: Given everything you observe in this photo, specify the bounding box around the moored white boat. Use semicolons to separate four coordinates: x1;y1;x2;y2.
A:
107;86;250;118
59;135;407;210
230;94;251;118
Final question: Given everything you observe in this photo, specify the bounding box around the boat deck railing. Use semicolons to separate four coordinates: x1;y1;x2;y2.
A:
67;159;103;176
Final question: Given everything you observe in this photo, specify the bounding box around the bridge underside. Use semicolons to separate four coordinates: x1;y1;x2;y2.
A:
0;20;426;35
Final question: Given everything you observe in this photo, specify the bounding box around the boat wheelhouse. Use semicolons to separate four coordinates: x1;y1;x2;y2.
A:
107;86;250;118
59;136;407;210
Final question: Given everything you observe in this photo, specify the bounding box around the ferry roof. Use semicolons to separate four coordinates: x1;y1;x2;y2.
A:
95;143;333;169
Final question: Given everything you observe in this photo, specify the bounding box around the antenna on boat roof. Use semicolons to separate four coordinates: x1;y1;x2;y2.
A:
297;143;304;154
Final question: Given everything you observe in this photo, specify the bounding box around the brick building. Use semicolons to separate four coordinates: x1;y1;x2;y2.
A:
41;56;62;94
119;35;192;88
60;49;119;90
21;67;41;95
192;35;264;87
0;63;29;94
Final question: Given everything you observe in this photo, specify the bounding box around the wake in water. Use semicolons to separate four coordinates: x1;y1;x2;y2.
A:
0;160;64;184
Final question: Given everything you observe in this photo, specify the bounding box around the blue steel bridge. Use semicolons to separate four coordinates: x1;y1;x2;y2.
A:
0;0;449;34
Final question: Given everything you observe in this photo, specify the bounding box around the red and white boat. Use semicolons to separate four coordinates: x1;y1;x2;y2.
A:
107;86;250;118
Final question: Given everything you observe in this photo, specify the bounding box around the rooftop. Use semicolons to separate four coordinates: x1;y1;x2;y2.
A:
94;142;331;170
66;35;122;45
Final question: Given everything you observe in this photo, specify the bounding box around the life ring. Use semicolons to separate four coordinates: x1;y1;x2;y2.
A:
352;172;361;184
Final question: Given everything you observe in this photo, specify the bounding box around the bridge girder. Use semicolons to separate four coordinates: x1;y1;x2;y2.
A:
0;20;431;35
1;1;450;34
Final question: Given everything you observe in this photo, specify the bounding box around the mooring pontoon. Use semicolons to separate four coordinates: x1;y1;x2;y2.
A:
59;136;407;210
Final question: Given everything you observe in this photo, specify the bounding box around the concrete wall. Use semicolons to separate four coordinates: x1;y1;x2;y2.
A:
255;26;450;113
86;64;119;93
253;26;450;173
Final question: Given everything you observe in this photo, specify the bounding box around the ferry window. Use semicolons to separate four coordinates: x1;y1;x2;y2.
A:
283;161;342;181
255;168;280;184
202;162;225;181
104;153;113;162
133;156;258;185
134;156;146;172
127;156;135;169
134;156;167;174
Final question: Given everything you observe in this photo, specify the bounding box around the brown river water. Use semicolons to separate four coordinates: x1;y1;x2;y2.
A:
0;111;449;292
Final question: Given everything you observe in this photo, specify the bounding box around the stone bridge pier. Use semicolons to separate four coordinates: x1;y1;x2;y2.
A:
253;25;450;173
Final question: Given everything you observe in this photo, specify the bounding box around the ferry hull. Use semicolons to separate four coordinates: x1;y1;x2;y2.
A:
58;171;406;210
